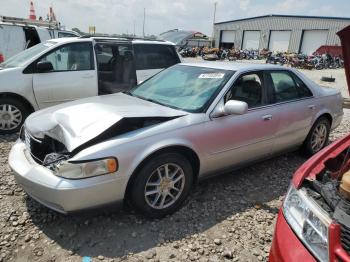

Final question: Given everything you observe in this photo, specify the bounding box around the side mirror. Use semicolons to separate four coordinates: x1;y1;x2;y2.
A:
36;61;53;73
224;100;248;115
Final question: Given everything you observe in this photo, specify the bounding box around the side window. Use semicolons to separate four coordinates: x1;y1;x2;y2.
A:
133;44;180;70
39;42;93;71
225;72;263;108
293;73;313;98
270;71;312;103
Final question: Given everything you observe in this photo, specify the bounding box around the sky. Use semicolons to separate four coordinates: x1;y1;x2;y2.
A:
1;0;350;36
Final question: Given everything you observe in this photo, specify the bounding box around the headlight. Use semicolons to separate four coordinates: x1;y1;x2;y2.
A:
53;158;118;179
283;185;332;262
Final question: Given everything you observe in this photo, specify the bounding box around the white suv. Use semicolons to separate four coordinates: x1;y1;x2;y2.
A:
0;37;181;134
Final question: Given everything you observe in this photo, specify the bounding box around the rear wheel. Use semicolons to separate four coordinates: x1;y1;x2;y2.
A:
130;153;193;218
0;97;28;135
303;117;331;156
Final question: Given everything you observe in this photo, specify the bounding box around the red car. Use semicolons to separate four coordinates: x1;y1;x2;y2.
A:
269;134;350;261
270;26;350;262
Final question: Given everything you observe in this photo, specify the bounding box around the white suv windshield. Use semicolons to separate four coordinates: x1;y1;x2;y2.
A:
130;65;234;112
0;41;57;68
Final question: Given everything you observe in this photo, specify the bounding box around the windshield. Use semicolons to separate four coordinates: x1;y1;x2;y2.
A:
130;65;234;112
0;41;56;68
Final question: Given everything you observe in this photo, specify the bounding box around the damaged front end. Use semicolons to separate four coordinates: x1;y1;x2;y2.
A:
20;116;180;178
300;148;350;257
20;127;70;167
285;136;350;261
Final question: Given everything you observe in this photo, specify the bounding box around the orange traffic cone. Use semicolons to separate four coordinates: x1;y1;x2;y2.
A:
29;1;36;20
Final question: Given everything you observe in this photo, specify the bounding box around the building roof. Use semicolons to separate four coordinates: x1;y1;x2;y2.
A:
214;14;350;25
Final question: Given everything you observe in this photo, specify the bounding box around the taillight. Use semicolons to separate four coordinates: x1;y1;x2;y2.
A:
0;53;4;63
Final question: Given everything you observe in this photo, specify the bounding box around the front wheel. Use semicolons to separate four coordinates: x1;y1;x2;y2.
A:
303;117;331;156
0;98;28;135
130;153;193;218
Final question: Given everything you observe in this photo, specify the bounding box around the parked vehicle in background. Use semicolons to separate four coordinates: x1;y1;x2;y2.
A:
269;24;350;262
0;36;180;134
9;62;342;217
0;16;79;63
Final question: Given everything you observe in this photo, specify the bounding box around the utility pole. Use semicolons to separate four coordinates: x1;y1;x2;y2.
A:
143;8;146;38
212;2;217;47
133;20;136;36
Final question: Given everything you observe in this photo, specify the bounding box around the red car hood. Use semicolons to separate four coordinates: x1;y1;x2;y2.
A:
293;134;350;188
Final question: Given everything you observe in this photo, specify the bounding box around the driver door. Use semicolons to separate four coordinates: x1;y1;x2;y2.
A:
201;71;280;173
32;42;98;109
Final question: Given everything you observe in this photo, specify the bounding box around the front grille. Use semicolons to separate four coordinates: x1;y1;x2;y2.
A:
340;223;350;255
21;128;68;164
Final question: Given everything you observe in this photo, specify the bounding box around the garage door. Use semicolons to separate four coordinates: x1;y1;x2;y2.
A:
221;30;235;43
269;31;291;52
242;31;260;50
220;30;235;48
300;30;328;55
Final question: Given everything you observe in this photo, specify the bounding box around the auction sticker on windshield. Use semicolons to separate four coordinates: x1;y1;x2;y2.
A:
198;73;225;79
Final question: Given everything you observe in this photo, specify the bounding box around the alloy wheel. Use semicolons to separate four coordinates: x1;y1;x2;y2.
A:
0;104;22;131
144;163;185;209
310;122;328;152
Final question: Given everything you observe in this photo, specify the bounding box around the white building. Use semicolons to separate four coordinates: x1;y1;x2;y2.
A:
213;14;350;54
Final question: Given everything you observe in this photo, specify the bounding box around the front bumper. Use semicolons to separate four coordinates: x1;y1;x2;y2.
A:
269;209;316;262
9;140;127;213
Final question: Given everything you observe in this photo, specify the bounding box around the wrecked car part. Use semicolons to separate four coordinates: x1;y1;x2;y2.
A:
302;150;350;255
311;178;341;210
71;116;180;155
21;116;179;166
24;95;186;153
20;128;68;164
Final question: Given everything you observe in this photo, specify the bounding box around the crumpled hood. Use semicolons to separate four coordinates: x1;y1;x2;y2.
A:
25;93;186;152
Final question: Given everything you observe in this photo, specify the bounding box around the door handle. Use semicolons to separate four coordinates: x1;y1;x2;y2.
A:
82;74;94;79
262;114;273;121
308;105;316;110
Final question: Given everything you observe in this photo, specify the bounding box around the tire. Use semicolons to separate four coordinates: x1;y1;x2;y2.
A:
303;117;331;156
130;152;193;218
0;97;29;135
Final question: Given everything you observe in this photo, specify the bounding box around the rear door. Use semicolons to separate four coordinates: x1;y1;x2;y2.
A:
266;70;315;153
32;41;98;108
133;44;180;83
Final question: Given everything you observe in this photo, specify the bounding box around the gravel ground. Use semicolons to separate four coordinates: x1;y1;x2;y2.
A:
1;67;350;262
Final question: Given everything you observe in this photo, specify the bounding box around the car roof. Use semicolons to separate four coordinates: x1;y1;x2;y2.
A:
180;61;287;72
45;37;175;46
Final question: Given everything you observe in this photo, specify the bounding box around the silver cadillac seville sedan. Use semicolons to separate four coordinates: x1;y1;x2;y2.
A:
9;62;343;217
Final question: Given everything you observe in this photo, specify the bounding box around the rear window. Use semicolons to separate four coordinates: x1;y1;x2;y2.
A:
133;44;180;70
